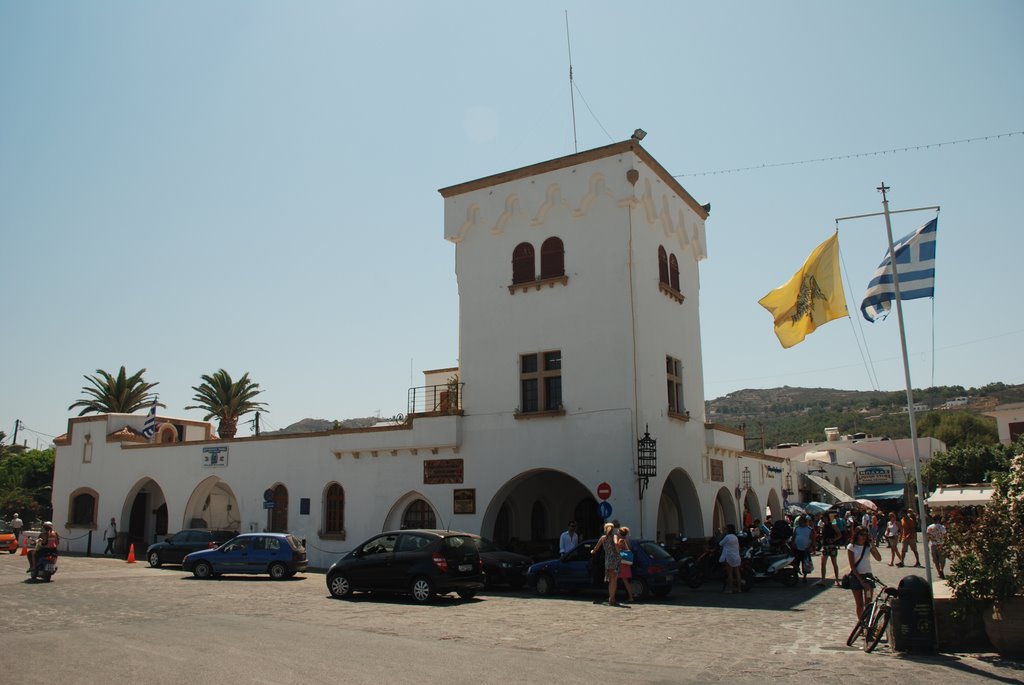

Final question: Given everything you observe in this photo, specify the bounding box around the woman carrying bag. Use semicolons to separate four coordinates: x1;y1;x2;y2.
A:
845;526;882;620
616;526;636;603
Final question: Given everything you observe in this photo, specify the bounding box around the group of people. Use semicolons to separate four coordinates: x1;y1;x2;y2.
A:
558;519;638;606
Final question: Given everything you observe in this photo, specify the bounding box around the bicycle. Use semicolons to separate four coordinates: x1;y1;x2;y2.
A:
846;578;899;653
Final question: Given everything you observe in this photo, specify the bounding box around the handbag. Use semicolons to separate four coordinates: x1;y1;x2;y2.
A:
619;550;634;565
840;545;869;589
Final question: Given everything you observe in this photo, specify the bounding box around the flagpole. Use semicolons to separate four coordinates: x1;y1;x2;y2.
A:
877;182;933;588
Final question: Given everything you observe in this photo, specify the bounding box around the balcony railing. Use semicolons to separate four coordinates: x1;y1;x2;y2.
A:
407;382;464;416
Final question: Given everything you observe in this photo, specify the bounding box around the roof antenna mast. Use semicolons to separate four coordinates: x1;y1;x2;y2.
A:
565;10;578;153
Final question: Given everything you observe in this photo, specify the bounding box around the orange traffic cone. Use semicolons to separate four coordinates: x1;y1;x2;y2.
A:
20;538;28;556
126;544;136;564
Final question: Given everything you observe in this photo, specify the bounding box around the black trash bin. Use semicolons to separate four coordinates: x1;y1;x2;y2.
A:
891;574;936;652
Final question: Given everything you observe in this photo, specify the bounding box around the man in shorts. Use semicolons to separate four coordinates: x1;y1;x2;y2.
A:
817;513;841;586
898;510;921;567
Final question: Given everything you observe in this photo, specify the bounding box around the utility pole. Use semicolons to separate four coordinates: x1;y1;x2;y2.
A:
254;412;260;437
11;419;19;446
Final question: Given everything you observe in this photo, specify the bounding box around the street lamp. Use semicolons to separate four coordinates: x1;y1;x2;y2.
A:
742;466;752;490
637;425;657;500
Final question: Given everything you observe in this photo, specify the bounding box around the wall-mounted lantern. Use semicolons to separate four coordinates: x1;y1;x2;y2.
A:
637;425;657;500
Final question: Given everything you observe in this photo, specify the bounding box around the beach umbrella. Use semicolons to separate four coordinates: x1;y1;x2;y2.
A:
803;501;832;515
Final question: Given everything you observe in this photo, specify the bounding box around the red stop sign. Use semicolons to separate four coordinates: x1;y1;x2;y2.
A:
596;482;612;500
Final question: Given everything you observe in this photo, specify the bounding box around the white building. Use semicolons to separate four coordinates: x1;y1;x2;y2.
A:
983;402;1024;445
52;140;792;567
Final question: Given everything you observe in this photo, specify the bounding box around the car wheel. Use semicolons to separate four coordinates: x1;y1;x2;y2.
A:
457;590;477;600
534;573;556;596
629;578;650;600
410;576;436;604
192;561;213;579
148;552;162;568
269;562;288;580
328;573;352;598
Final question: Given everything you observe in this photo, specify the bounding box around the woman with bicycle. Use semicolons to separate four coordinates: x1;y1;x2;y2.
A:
847;526;881;620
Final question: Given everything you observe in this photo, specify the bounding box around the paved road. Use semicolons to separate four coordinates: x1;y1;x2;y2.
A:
1;552;1020;685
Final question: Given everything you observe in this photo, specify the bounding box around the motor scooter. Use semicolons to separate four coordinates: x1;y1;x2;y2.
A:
684;536;751;592
741;539;797;586
30;548;58;582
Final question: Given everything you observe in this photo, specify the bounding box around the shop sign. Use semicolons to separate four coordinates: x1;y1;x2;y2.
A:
857;465;893;484
202;446;228;467
424;458;464;484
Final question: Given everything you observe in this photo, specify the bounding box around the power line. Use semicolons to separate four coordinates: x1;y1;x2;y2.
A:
674;130;1024;177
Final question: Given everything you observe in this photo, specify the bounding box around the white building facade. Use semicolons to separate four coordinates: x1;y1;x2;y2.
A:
51;140;791;568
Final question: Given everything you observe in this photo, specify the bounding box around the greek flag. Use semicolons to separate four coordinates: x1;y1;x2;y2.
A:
860;217;937;322
142;401;157;439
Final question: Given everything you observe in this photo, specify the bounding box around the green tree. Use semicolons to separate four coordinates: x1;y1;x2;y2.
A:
186;369;268;439
0;448;55;521
68;366;162;415
921;439;1019;489
917;411;998;449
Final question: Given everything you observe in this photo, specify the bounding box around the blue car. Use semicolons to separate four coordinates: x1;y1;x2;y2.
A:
182;533;308;580
527;538;678;599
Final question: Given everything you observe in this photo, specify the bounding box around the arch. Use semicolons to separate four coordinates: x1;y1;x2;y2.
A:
493;501;514;545
182;476;240;532
382;491;440;532
539;237;564;279
322;482;345;536
120;477;168;551
267;483;288;532
656;468;704;539
402;498;437;529
530;500;548;541
572;497;602;541
766;489;783;521
155;423;178;444
743;489;761;528
67;487;99;528
657;246;669;284
669;253;680;291
480;469;597;556
712;486;738;535
512;242;535;284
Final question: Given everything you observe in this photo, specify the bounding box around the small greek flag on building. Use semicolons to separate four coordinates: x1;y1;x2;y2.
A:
142;402;157;439
860;217;937;322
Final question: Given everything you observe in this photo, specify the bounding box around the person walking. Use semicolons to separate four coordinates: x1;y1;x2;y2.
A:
847;527;882;620
718;524;742;593
102;518;117;556
591;522;621;606
10;513;23;542
558;520;579;556
817;513;841;586
616;526;636;602
885;512;902;566
926;515;947;580
898;510;921;567
791;515;817;583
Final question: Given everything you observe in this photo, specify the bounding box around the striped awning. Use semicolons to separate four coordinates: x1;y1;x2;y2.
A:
803;474;855;503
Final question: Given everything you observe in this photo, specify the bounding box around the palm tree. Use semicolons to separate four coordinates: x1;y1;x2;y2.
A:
68;366;162;416
185;369;267;439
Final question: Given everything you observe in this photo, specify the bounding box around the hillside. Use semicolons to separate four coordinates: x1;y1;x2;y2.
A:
706;382;1023;450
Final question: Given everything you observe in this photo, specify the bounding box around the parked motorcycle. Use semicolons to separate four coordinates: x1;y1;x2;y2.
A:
741;540;797;586
30;548;58;582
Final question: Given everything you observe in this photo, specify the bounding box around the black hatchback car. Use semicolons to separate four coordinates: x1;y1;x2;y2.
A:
146;529;237;567
326;529;484;604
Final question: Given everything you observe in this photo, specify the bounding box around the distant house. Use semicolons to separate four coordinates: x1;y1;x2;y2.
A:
942;396;969;409
983;402;1024;445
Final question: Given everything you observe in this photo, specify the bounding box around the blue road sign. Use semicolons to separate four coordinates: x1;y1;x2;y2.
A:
263;489;275;503
597;501;613;519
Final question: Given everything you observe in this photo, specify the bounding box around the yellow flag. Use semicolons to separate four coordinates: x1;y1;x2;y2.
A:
758;232;848;348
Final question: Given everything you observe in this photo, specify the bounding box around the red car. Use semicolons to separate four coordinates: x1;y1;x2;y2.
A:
0;521;19;553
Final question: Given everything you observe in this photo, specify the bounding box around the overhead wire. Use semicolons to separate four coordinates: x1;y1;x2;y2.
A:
835;225;881;391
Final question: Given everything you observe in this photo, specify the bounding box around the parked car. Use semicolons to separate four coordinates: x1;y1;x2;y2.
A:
146;529;237;567
478;537;532;589
182;533;307;579
326;529;485;604
527;538;678;600
0;521;18;553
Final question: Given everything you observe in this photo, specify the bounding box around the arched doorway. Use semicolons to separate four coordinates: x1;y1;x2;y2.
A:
121;477;168;553
267;484;288;532
182;477;240;532
481;469;596;558
656;468;704;541
766;489;783;521
711;487;738;536
743;490;761;528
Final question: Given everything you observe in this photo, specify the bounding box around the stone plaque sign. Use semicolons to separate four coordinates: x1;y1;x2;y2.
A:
453;488;475;514
424;458;464;484
710;458;724;482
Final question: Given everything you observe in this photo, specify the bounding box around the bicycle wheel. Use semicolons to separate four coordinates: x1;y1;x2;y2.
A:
866;606;891;653
846;606;871;646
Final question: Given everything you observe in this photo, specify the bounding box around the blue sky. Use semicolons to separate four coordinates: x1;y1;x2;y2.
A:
2;2;1021;445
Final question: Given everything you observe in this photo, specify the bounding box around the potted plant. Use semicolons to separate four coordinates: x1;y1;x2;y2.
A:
943;453;1024;657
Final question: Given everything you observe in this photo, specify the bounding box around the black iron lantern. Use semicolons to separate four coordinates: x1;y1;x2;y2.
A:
742;466;752;490
637;424;657;499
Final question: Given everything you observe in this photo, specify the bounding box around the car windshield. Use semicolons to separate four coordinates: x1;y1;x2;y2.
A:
0;522;11;533
477;538;499;553
640;541;674;561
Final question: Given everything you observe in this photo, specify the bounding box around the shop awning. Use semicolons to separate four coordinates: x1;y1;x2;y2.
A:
926;485;994;508
855;483;905;501
803;474;855;502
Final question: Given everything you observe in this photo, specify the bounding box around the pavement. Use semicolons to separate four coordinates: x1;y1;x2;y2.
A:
0;550;1020;685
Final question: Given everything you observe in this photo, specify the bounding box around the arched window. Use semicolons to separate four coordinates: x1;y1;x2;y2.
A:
657;246;669;285
540;237;564;279
268;484;288;532
669;254;680;291
323;483;345;535
69;489;98;527
530;500;547;542
512;242;535;284
402;499;436;529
